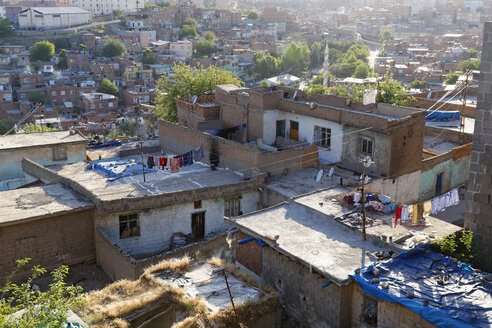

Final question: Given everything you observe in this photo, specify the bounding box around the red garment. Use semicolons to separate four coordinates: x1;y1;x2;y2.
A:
394;206;402;228
159;157;165;169
175;154;184;167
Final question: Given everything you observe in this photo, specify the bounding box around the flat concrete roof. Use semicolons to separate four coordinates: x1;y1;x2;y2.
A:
0;183;93;226
0;131;86;151
49;158;251;201
423;135;459;154
228;201;388;284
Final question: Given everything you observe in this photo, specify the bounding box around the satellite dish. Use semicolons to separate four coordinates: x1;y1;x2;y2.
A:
316;169;323;182
191;95;198;104
293;90;298;100
365;176;370;184
363;156;373;168
328;167;334;177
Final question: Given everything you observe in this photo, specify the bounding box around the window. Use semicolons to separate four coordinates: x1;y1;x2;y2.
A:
52;147;67;161
24;78;30;83
314;126;331;148
119;213;140;238
108;102;113;107
225;198;241;217
70;90;75;95
363;296;378;326
194;200;202;208
191;212;205;240
360;137;373;156
51;91;57;96
60;90;65;96
276;120;285;138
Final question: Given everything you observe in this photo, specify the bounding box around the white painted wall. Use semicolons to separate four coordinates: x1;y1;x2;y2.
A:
262;110;343;165
97;192;259;257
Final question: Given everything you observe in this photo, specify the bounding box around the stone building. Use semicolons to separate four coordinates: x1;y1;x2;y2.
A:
465;21;492;271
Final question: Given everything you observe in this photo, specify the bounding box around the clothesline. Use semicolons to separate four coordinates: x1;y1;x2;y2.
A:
146;144;204;174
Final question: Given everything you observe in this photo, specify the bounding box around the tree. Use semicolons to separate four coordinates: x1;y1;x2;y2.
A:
102;39;125;58
378;30;393;44
0;258;82;327
376;74;411;106
281;42;310;76
118;120;139;136
54;37;71;51
410;80;428;89
254;52;280;79
28;92;46;104
58;49;68;69
195;40;216;57
142;48;156;64
203;31;215;41
114;9;126;23
260;79;270;87
98;79;119;97
30;41;55;62
155;63;243;122
78;44;86;51
458;59;481;72
0;18;13;38
304;84;328;97
309;42;323;68
353;64;370;79
469;48;479;58
0;118;15;135
180;24;197;38
445;72;460;85
247;11;258;19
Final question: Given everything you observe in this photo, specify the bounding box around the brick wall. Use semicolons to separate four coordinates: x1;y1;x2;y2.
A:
235;231;262;275
0;209;95;281
410;97;476;118
464;21;492;271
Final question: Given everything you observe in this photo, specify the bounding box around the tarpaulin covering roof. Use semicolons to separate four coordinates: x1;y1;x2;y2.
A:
351;245;492;328
88;159;152;181
426;111;460;122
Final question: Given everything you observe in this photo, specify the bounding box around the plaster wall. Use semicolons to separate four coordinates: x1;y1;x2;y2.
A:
365;170;421;204
419;156;470;202
0;143;86;191
262;109;343;164
96;192;259;257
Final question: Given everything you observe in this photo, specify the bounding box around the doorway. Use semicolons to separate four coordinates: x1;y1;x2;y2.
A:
290;120;299;141
191;212;205;240
435;173;443;196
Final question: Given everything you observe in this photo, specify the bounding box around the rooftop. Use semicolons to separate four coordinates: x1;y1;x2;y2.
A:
423;135;460;154
227;199;388;284
27;7;90;14
49;157;252;201
0;183;93;226
0;130;86;151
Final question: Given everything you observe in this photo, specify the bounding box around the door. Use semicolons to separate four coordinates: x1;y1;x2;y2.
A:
191;212;205;240
435;173;443;196
290;120;299;141
276;120;286;138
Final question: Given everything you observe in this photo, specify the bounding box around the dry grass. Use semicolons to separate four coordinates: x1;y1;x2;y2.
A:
207;256;224;267
76;256;278;328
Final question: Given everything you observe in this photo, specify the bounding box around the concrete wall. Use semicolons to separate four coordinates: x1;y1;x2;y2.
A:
465;21;492;271
96;229;233;281
420;152;470;202
96;192;259;258
0;143;86;191
262;109;343;164
350;283;436;328
341;125;392;177
365;170;421;204
0;209;95;281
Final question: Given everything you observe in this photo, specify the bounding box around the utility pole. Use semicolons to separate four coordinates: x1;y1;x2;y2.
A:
214;268;241;327
140;139;146;182
360;156;372;241
361;163;367;241
459;71;469;143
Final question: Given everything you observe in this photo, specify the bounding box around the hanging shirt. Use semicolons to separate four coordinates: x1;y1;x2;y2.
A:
159;156;166;170
147;156;154;169
183;151;193;166
431;197;440;214
401;206;409;223
394;206;402;228
412;204;419;224
169;158;180;173
193;144;203;162
423;201;432;215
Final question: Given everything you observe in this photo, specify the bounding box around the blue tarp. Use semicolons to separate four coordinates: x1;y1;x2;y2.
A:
350;245;492;328
426;111;460;122
88;159;153;181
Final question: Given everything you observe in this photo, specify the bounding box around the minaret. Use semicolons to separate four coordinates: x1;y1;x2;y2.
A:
323;40;330;88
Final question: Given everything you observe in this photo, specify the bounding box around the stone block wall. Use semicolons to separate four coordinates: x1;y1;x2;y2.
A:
0;209;95;282
465;21;492;271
